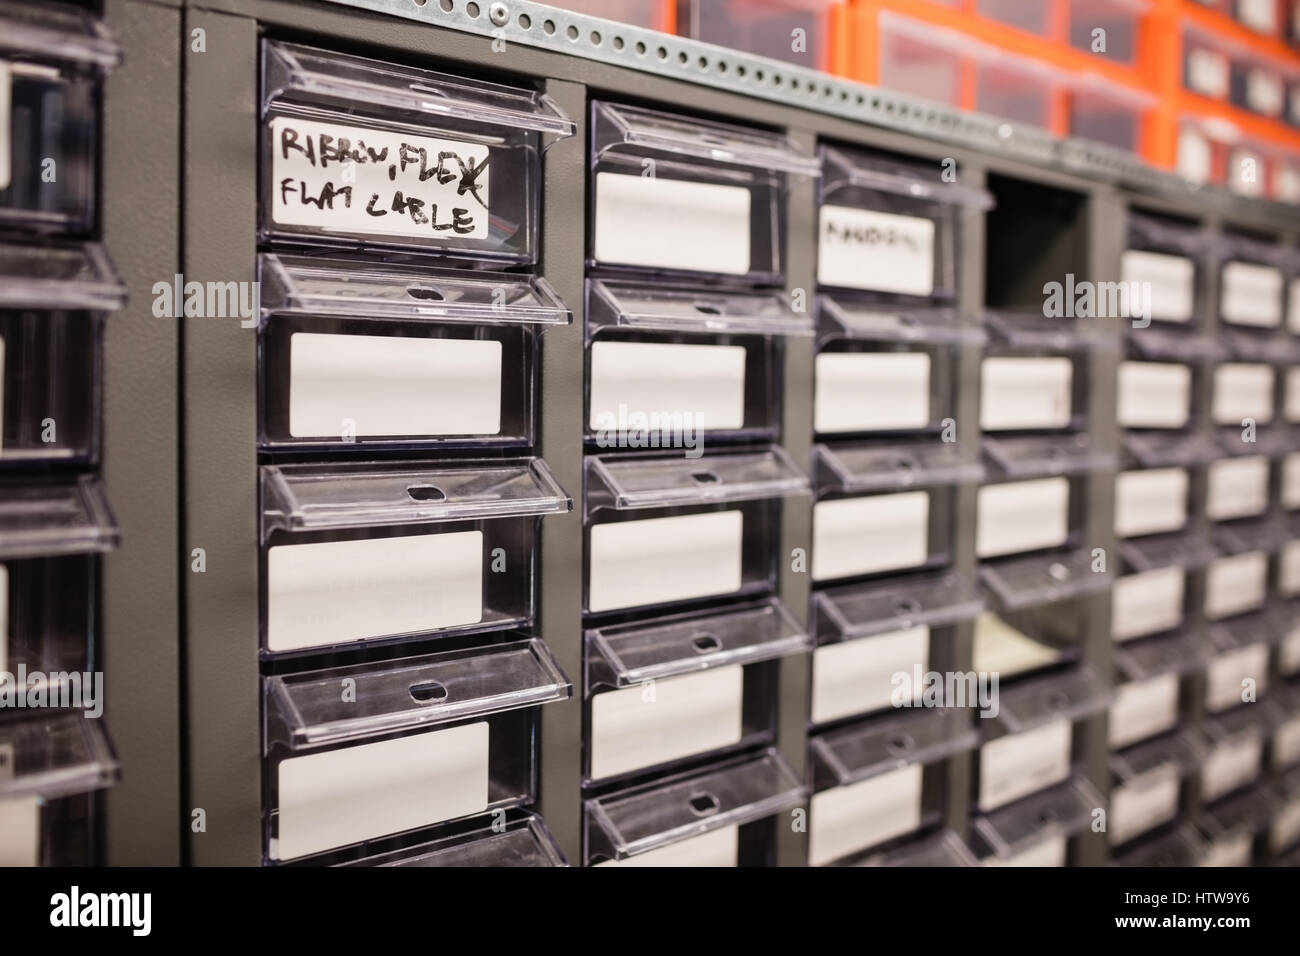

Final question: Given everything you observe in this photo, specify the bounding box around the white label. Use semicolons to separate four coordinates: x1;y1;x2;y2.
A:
1274;716;1300;769
1117;361;1191;428
808;764;923;867
814;352;930;432
1281;625;1300;674
1201;833;1253;867
978;719;1071;812
1289;278;1300;333
818;205;936;296
275;722;489;860
811;625;929;724
1271;798;1300;853
1221;261;1283;327
1204;552;1268;620
1110;766;1180;846
589;666;743;780
1109;674;1180;749
1282;541;1300;596
1177;126;1212;185
0;63;9;192
267;531;483;653
1212;363;1274;424
1114;468;1188;538
972;612;1061;677
980;357;1073;430
1286;367;1300;423
596;826;738;867
987;835;1066;867
0;795;39;866
1187;47;1229;98
812;491;929;581
594;172;751;275
1205;456;1269;521
1284;453;1300;509
1239;0;1279;32
976;477;1069;558
1245;68;1284;116
589;341;746;432
289;333;501;438
1200;737;1262;802
588;511;742;612
1121;250;1195;323
1112;567;1184;642
1205;643;1269;712
269;116;490;240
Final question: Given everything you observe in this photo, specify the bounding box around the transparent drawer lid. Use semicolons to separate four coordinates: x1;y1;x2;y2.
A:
341;812;567;867
814;571;983;643
1111;727;1203;781
585;447;809;511
0;476;119;560
1112;826;1206;866
262;41;574;141
980;549;1112;612
1227;329;1299;363
818;298;984;345
584;749;806;861
814;441;983;493
1114;630;1208;680
592;101;819;177
1202;705;1266;746
973;775;1102;859
1120;532;1217;572
261;458;570;537
1205;611;1275;655
821;146;993;209
587;280;811;337
984;309;1117;351
983;434;1113;479
993;666;1112;734
259;254;570;327
1124;433;1218;469
264;638;570;749
0;242;126;312
1128;213;1208;256
860;830;978;867
0;713;119;802
1197;786;1275;840
585;598;808;689
1126;327;1224;361
0;0;121;67
811;707;976;786
1212;519;1282;556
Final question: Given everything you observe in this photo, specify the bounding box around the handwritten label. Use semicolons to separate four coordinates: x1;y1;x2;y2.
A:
269;116;489;240
819;205;935;296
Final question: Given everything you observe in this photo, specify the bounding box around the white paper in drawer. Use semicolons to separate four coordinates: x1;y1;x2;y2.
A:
814;351;930;432
976;477;1069;558
1110;767;1179;846
1203;552;1267;620
1108;674;1179;749
0;796;40;867
1111;566;1183;641
980;357;1072;430
1213;363;1274;424
1200;737;1262;802
595;826;738;867
1116;361;1190;429
812;491;929;580
1114;468;1188;538
589;341;746;433
1221;261;1282;328
1206;456;1269;521
808;763;923;867
1121;250;1194;323
1204;643;1269;712
811;625;929;724
978;718;1071;812
818;205;935;297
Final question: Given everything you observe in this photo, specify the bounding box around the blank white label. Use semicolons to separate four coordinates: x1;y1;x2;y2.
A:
814;351;930;432
976;477;1068;558
980;357;1072;430
978;719;1071;812
1121;250;1195;323
588;511;742;612
1110;766;1180;846
811;625;929;724
1187;47;1230;98
809;764;923;867
1177;127;1212;185
1281;541;1300;596
812;491;929;581
1239;0;1278;32
1109;674;1180;749
589;341;746;432
289;333;502;438
1205;456;1268;521
1274;716;1300;769
1271;798;1300;853
818;205;936;296
1117;361;1191;428
1289;278;1300;334
269;116;490;240
589;666;742;780
596;826;738;867
986;835;1067;867
0;795;39;866
1202;834;1253;867
1284;453;1300;509
1114;468;1188;538
1221;261;1283;327
275;722;489;860
1287;367;1300;423
267;531;483;652
1213;363;1274;424
1204;552;1267;620
1205;643;1269;712
1245;68;1284;116
1200;738;1261;802
594;172;750;275
1112;567;1184;642
1282;625;1300;674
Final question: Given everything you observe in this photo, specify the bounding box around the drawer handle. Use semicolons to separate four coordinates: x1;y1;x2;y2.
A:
409;680;449;703
894;597;921;616
1038;808;1057;826
694;303;722;315
1045;690;1070;712
691;632;721;654
407;484;447;502
886;733;914;756
688;792;720;817
406;285;446;302
691;471;720;484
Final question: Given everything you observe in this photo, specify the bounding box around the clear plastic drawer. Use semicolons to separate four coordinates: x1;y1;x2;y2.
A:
335;811;567;867
1109;727;1202;847
972;775;1103;866
1111;631;1205;748
1122;212;1208;328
